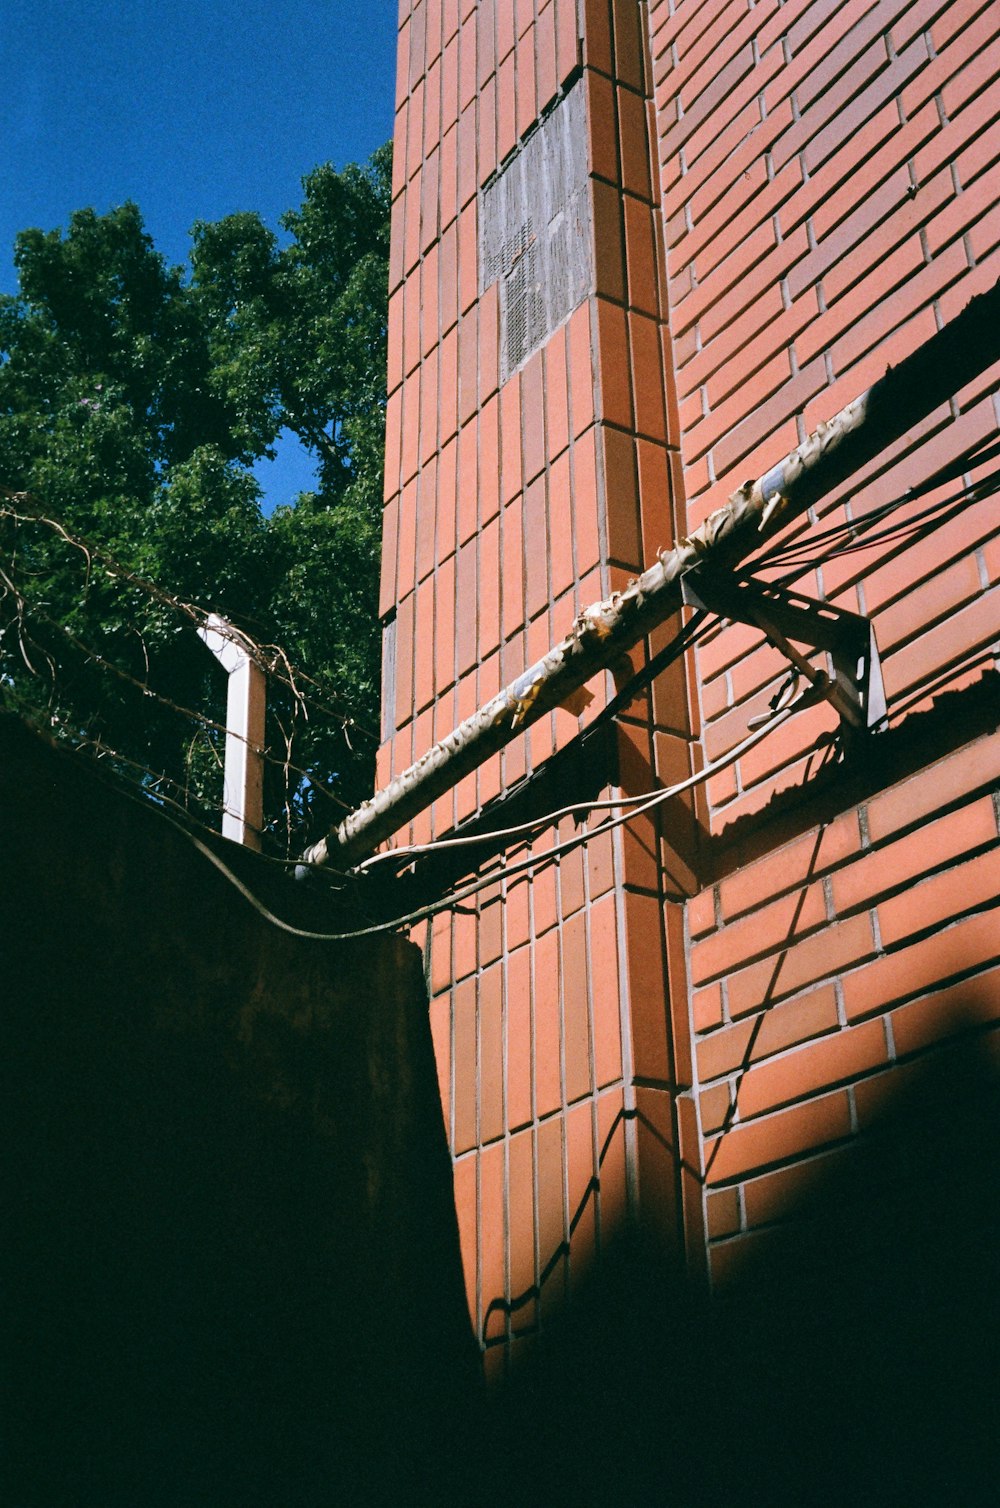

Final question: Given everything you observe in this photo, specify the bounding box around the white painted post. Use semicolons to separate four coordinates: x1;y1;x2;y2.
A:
197;614;266;850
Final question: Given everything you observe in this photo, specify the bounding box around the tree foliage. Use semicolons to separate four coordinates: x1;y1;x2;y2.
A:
0;146;390;849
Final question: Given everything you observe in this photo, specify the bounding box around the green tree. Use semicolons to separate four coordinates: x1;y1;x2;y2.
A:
0;146;390;850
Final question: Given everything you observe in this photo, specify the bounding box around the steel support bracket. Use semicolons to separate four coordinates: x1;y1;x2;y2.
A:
681;568;887;733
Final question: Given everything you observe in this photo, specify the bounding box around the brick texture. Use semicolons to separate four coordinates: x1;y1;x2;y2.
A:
384;0;701;1358
649;0;999;1278
387;0;1000;1339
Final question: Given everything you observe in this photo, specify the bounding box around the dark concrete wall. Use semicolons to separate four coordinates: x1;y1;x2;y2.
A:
0;714;477;1506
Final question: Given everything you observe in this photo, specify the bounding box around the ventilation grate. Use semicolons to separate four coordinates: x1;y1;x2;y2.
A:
480;81;593;382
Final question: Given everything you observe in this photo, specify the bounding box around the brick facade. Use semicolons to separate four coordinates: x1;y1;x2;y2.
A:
383;0;999;1365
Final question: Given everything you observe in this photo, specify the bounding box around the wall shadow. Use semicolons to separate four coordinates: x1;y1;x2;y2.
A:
468;1022;999;1506
5;711;997;1504
706;667;1000;882
1;713;478;1508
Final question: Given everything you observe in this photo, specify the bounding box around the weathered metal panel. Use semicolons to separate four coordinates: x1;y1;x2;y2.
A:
480;81;593;381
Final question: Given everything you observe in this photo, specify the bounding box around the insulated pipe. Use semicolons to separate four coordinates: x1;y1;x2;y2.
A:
305;279;999;870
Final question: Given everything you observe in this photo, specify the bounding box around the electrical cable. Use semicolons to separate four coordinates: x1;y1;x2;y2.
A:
156;673;804;941
358;444;1000;902
22;430;992;919
749;441;1000;574
752;471;1000;576
583;608;712;730
355;610;715;874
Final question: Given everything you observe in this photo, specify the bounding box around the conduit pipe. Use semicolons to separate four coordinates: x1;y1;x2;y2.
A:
304;279;999;870
198;614;267;850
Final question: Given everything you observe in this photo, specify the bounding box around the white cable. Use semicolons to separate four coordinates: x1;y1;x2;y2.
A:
421;675;801;900
167;677;804;941
357;637;719;871
356;672;802;874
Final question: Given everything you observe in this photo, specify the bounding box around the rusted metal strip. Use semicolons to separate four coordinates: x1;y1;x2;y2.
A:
304;278;999;869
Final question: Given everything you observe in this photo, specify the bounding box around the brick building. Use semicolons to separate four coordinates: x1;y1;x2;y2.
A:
379;0;999;1381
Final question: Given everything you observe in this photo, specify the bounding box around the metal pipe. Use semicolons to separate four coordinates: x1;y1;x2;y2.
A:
198;614;267;850
305;278;999;869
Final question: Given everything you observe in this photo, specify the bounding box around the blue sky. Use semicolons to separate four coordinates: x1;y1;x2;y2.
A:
1;0;398;507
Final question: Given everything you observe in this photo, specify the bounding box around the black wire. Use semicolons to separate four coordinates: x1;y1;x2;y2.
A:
750;437;1000;572
580;608;713;743
754;474;983;566
748;467;1000;578
355;609;719;881
335;440;999;888
805;482;999;563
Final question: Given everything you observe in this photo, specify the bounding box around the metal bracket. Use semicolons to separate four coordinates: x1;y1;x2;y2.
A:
681;568;887;733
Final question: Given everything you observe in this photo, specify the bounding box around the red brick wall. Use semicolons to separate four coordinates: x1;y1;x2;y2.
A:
383;0;694;1371
648;0;1000;1283
385;0;999;1355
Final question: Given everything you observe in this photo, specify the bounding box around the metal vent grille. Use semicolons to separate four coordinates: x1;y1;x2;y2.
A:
480;81;593;382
